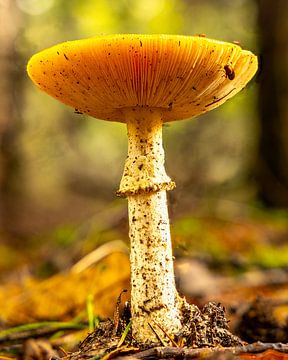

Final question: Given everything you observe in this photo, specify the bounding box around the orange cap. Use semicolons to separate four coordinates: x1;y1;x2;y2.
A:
27;34;257;122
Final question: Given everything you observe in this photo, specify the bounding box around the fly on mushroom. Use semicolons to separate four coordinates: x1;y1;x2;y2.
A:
224;64;235;80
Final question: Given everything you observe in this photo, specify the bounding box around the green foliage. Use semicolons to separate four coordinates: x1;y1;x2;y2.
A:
173;217;228;261
53;224;79;247
117;321;132;347
172;208;288;270
87;294;100;332
249;244;288;268
0;321;86;339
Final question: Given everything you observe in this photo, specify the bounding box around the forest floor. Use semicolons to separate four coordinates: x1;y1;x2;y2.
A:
0;205;287;359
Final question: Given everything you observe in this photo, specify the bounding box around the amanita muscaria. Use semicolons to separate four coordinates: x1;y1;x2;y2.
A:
27;34;257;344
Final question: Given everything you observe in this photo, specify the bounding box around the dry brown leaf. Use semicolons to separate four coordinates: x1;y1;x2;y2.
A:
22;339;57;360
240;349;288;359
0;252;130;325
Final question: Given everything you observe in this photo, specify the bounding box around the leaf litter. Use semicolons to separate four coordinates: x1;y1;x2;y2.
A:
0;211;287;359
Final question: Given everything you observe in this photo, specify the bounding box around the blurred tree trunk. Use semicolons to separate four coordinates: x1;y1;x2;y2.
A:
257;0;288;207
0;1;24;237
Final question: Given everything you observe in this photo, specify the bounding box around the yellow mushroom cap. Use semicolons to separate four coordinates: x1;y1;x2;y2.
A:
27;34;258;122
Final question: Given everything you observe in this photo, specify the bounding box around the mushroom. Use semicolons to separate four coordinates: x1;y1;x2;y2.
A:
27;34;258;345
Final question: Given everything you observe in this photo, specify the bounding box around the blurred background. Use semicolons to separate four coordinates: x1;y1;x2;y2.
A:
0;0;287;280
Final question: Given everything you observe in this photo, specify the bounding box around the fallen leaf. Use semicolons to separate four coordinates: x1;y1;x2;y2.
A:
0;252;130;325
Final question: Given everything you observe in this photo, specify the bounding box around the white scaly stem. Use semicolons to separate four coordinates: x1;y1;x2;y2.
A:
118;107;182;344
128;191;182;343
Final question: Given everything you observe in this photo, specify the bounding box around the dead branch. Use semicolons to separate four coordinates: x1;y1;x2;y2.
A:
114;342;288;359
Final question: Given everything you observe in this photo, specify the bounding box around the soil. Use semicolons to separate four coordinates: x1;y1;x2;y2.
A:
63;298;288;360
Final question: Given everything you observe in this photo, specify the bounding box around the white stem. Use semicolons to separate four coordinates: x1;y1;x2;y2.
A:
129;191;182;343
118;108;182;344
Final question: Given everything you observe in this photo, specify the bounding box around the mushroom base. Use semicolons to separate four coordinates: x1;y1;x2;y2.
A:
70;302;243;359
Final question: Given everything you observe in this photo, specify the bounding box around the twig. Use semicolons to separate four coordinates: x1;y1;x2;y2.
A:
147;323;166;347
152;321;179;347
114;342;288;359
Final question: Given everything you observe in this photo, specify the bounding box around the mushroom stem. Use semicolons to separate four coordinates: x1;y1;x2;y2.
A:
118;108;182;343
128;191;182;343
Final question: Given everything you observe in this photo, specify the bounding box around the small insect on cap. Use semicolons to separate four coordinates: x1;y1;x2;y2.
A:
27;34;258;122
